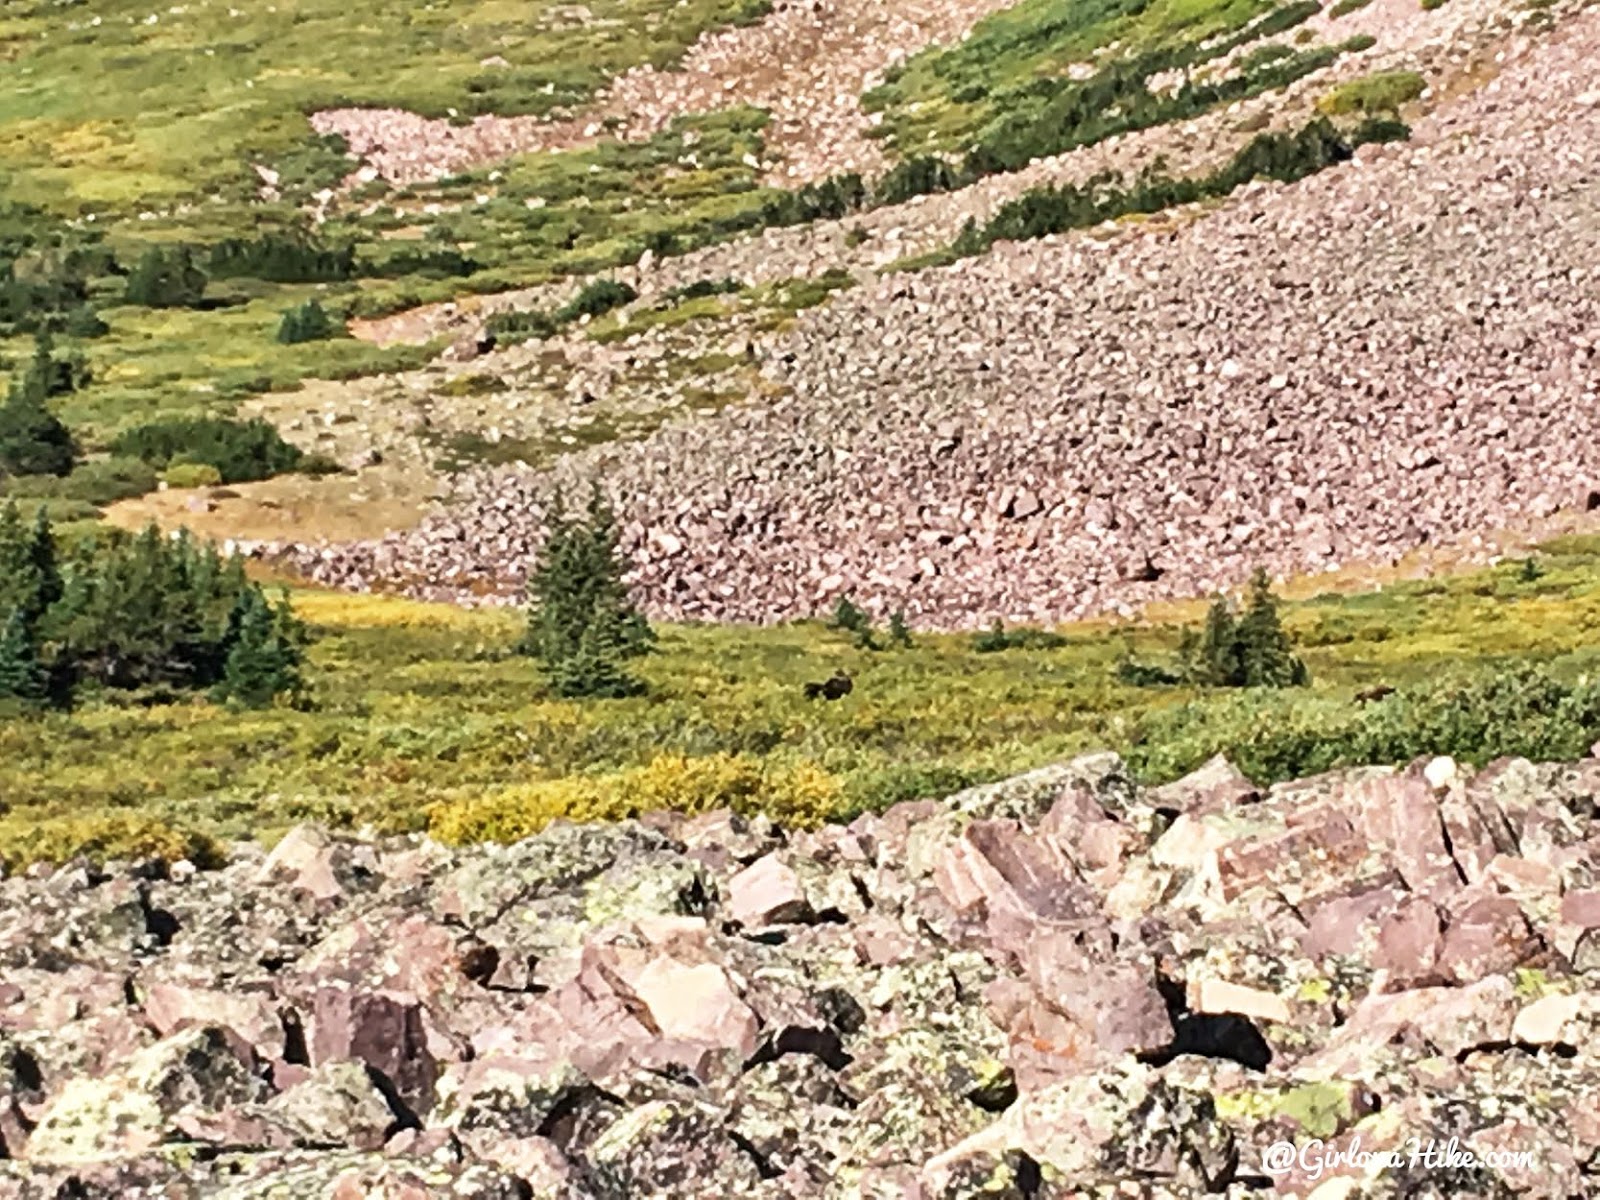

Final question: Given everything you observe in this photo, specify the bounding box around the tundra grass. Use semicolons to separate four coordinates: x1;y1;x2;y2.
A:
0;0;770;217
6;541;1600;866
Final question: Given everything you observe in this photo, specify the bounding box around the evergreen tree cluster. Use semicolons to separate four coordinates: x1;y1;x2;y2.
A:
362;246;478;280
955;114;1405;258
0;338;80;479
125;245;207;308
276;299;339;345
520;490;653;698
110;416;305;484
208;233;356;283
0;504;306;711
0;252;105;339
1181;569;1309;689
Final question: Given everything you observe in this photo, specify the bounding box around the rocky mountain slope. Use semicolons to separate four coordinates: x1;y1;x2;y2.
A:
279;2;1600;626
3;750;1599;1197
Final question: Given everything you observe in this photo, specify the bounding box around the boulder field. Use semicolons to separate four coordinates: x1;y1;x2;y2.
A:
287;7;1600;629
3;751;1599;1196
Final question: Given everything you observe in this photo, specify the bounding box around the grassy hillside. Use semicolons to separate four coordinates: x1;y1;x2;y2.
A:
0;0;768;215
6;537;1600;867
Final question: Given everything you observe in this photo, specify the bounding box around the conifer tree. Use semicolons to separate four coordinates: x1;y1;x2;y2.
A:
0;607;46;706
1191;596;1242;686
0;357;76;478
829;595;870;636
1235;568;1309;687
214;586;304;708
125;245;206;308
276;298;337;344
0;502;60;624
1181;572;1307;688
521;488;650;698
887;609;914;649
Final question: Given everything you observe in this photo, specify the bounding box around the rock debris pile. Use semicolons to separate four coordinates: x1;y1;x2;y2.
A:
288;10;1600;628
3;750;1600;1197
312;0;1018;188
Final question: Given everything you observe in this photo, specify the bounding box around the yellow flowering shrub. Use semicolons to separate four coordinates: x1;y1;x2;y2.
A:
428;752;842;845
0;812;225;870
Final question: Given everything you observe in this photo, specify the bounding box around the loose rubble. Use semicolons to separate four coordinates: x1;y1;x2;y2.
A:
312;0;1021;188
281;6;1600;628
3;750;1599;1196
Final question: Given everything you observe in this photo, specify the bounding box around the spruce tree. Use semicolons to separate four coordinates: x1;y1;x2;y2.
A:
829;595;870;637
1192;596;1242;687
214;586;304;708
887;609;913;649
0;503;60;624
0;607;46;706
0;359;76;478
276;298;337;345
1235;568;1308;687
521;488;650;698
125;245;206;308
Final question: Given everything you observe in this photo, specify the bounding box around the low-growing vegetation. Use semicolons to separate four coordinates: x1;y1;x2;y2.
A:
1318;70;1427;115
109;416;312;485
8;537;1600;865
951;114;1408;257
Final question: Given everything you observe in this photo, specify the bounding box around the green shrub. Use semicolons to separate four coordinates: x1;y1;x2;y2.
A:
1115;658;1181;687
760;174;868;226
209;233;356;283
0;243;103;340
953;111;1407;259
1330;0;1374;14
661;277;743;304
1129;662;1600;784
359;245;478;279
58;458;159;505
111;417;304;484
874;156;966;206
554;278;638;323
1339;33;1378;51
161;462;224;489
484;308;559;344
124;245;207;308
973;620;1068;653
1317;71;1426;116
276;298;339;344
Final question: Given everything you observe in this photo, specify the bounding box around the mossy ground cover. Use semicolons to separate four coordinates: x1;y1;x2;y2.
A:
7;539;1600;866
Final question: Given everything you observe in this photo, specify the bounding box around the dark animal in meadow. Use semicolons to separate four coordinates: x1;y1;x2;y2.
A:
803;671;853;701
1355;684;1396;704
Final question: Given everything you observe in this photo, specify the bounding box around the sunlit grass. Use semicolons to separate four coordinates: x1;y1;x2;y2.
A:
6;540;1600;866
